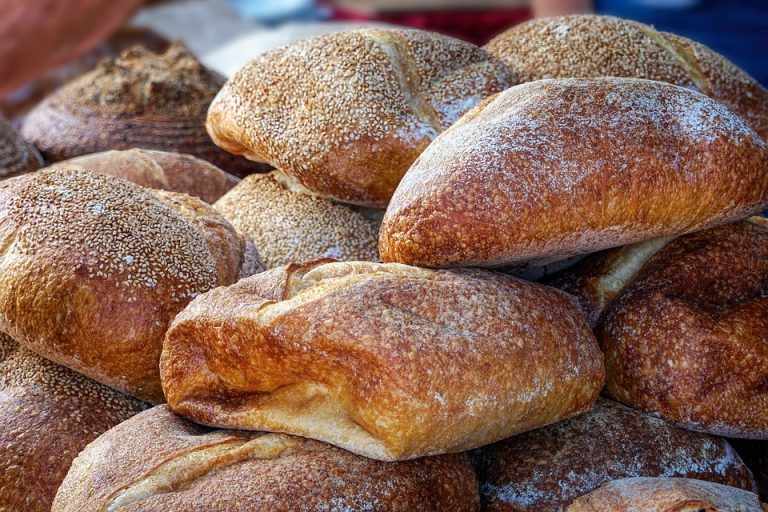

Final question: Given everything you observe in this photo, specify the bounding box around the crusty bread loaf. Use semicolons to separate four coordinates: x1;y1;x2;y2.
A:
53;149;239;204
471;398;756;512
20;44;259;177
565;477;765;512
214;171;380;268
161;259;604;461
0;168;262;403
0;333;145;512
206;28;515;207
593;219;768;438
379;78;768;268
485;15;768;140
0;114;43;180
53;405;480;511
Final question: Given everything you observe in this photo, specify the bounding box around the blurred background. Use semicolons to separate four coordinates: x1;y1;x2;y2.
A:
1;0;766;122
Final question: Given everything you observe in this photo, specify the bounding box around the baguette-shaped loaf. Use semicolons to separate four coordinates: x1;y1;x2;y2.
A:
379;78;768;268
161;260;604;461
53;405;480;511
485;15;768;140
206;28;515;207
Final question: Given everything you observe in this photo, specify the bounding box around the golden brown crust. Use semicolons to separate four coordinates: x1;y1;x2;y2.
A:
53;149;239;204
565;477;764;511
0;168;259;403
161;259;604;461
53;405;480;511
20;44;257;177
214;171;380;268
379;78;768;268
484;15;768;140
206;28;515;207
598;220;768;438
471;398;756;512
0;114;43;180
0;333;145;512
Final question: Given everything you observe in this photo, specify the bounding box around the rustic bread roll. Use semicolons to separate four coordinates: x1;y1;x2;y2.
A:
566;477;766;512
53;405;480;511
161;259;604;461
52;148;239;204
0;168;262;403
0;114;43;179
20;44;258;177
471;398;756;512
0;333;145;512
591;219;768;438
485;15;768;141
206;28;515;207
379;78;768;268
214;171;380;268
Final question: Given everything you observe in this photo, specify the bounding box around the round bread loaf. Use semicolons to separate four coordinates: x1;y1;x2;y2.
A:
0;333;145;511
379;78;768;268
214;171;380;268
206;28;515;207
565;477;766;512
471;398;756;512
0;114;43;180
52;405;480;511
161;259;604;461
0;168;262;403
53;149;239;204
485;15;768;140
596;219;768;438
20;44;258;177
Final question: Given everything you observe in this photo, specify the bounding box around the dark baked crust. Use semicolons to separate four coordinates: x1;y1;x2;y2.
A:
0;114;43;179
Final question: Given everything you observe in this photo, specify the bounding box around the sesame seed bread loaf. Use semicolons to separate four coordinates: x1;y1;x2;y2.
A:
485;15;768;141
379;78;768;268
0;333;146;512
214;171;380;268
471;398;757;512
161;259;604;461
53;405;480;511
52;149;239;204
565;477;766;512
206;28;515;207
0;168;263;403
0;114;43;180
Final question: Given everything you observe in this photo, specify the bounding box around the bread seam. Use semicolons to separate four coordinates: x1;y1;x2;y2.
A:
636;25;711;95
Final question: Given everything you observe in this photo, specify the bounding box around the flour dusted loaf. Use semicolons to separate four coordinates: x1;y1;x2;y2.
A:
379;78;768;268
0;114;43;180
206;28;515;207
0;168;262;403
485;15;768;140
161;259;604;461
52;405;480;511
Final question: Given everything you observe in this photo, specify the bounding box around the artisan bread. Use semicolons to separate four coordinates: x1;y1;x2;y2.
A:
53;405;480;511
214;171;380;268
0;168;262;403
0;333;145;511
206;28;515;207
53;149;239;203
471;398;756;511
161;259;604;461
566;477;765;512
485;15;768;140
0;114;43;179
379;78;768;268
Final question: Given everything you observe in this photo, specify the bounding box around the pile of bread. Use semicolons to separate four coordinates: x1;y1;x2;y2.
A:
0;14;767;512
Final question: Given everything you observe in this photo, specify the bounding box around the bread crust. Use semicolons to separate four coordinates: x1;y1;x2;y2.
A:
52;405;480;511
0;114;43;180
379;78;768;268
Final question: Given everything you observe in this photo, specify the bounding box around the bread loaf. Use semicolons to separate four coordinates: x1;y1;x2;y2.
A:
214;171;380;268
485;15;768;140
52;405;480;511
53;149;239;204
206;28;515;207
0;333;145;511
379;78;768;268
161;259;604;461
471;398;756;511
0;114;43;180
0;168;262;403
565;477;765;511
